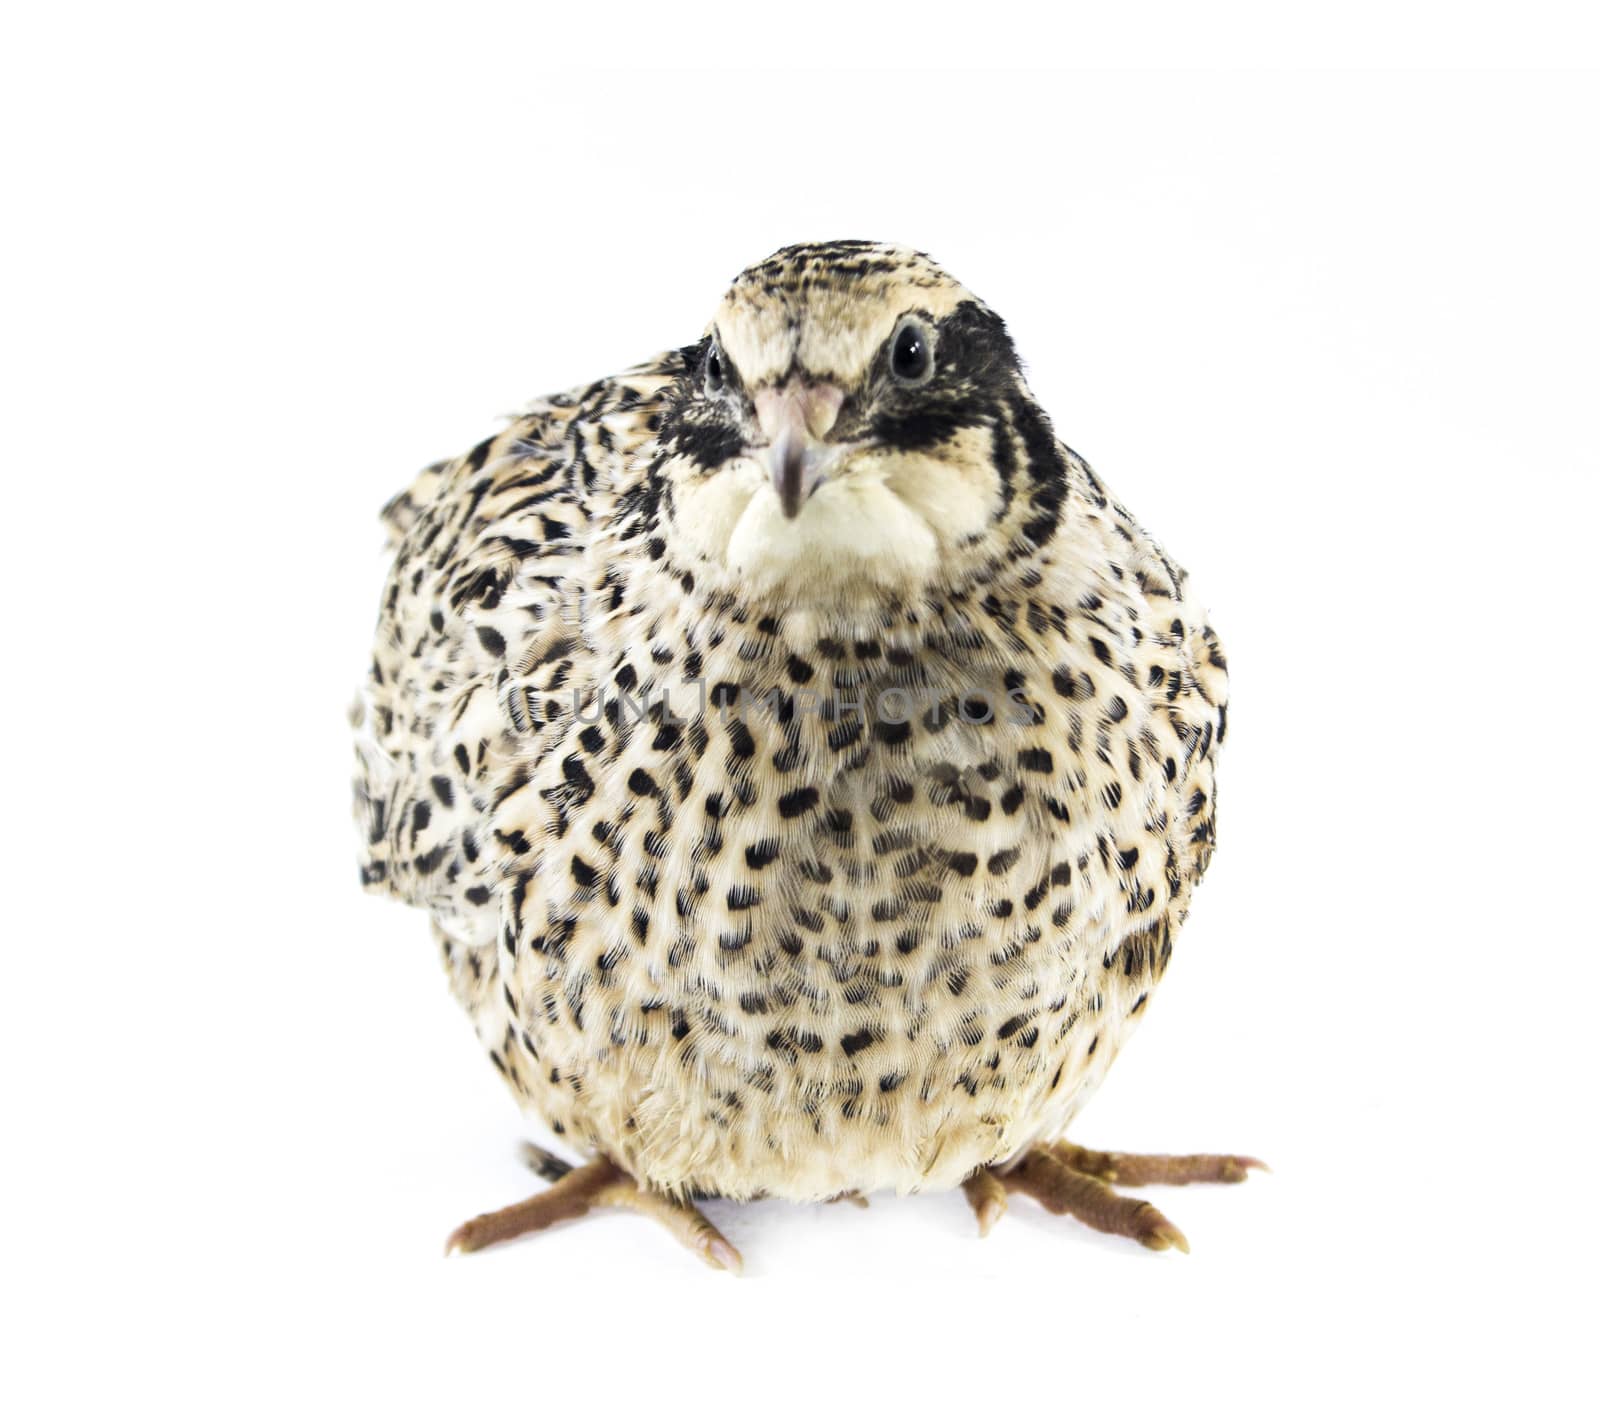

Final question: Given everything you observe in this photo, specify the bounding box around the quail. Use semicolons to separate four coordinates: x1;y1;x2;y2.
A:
353;241;1258;1270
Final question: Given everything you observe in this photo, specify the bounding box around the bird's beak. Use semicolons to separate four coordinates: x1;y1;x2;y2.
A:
754;381;844;519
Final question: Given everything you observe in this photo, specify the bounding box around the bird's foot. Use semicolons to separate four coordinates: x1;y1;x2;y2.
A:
964;1140;1265;1252
444;1146;743;1273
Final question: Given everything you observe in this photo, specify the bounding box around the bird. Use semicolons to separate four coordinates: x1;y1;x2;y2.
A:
352;240;1258;1270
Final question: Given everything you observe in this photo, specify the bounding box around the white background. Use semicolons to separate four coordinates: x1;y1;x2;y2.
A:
6;6;1597;1399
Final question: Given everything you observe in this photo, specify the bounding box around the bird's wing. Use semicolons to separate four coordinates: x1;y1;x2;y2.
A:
352;353;683;945
1055;447;1231;985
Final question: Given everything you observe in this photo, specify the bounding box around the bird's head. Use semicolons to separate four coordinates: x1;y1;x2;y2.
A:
650;242;1036;607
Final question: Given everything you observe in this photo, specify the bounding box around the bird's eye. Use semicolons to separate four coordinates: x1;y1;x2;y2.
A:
705;345;725;393
889;320;933;384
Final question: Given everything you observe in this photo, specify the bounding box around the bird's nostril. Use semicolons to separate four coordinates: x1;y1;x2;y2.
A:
804;383;844;439
755;381;841;444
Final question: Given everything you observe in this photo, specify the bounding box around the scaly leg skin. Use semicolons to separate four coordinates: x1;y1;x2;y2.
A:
962;1165;1009;1238
1050;1142;1268;1188
966;1141;1264;1252
444;1147;743;1273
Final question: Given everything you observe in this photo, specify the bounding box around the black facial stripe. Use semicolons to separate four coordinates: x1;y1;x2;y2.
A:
866;300;1020;451
870;400;991;452
661;336;750;471
990;409;1018;517
662;411;746;471
1006;391;1069;548
933;301;1019;389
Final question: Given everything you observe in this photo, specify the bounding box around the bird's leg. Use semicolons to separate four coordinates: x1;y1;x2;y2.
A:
998;1146;1192;1252
1049;1141;1266;1187
444;1147;743;1273
961;1165;1009;1237
444;1156;622;1253
970;1138;1264;1249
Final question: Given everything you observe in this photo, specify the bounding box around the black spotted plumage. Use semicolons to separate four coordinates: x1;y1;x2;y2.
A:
354;241;1232;1221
